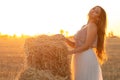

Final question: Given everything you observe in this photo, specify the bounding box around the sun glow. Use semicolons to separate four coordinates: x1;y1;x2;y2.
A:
0;0;120;37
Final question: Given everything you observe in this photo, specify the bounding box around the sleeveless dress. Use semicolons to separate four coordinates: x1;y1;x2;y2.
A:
71;25;103;80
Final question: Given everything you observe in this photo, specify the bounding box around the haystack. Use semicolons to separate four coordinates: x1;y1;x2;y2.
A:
17;67;68;80
18;34;71;80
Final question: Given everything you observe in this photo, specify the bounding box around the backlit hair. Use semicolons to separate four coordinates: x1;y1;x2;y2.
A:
95;6;108;65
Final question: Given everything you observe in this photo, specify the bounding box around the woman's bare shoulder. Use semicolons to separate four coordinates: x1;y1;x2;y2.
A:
87;23;97;30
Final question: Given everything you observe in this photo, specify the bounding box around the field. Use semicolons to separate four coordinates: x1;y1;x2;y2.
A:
0;37;120;80
102;37;120;80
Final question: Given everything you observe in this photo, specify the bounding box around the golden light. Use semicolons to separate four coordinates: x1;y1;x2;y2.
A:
0;0;120;37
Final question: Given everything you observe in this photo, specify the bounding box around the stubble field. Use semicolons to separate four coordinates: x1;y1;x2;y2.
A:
0;37;120;80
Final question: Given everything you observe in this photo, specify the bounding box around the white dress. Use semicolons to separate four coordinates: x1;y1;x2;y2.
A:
71;25;103;80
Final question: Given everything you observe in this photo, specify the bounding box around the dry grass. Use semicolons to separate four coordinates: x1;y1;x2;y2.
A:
0;38;25;80
0;37;120;80
16;67;68;80
102;37;120;80
18;35;71;80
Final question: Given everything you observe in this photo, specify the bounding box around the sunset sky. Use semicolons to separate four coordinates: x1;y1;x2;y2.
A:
0;0;120;36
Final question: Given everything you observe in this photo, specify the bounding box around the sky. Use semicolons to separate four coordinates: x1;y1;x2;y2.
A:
0;0;120;36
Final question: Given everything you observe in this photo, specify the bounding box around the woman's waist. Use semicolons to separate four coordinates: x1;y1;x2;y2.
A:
75;44;97;49
75;40;97;48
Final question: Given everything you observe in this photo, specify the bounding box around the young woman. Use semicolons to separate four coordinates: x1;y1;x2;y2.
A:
65;6;108;80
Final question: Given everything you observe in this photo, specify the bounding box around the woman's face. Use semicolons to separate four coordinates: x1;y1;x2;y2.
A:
88;6;101;21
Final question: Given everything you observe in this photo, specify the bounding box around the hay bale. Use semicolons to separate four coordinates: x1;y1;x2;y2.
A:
22;34;71;80
16;67;68;80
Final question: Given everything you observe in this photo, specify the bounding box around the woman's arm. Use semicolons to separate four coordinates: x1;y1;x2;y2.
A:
54;34;75;48
69;23;97;54
65;38;75;48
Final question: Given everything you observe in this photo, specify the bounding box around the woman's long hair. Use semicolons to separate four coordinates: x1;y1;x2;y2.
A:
96;6;108;65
